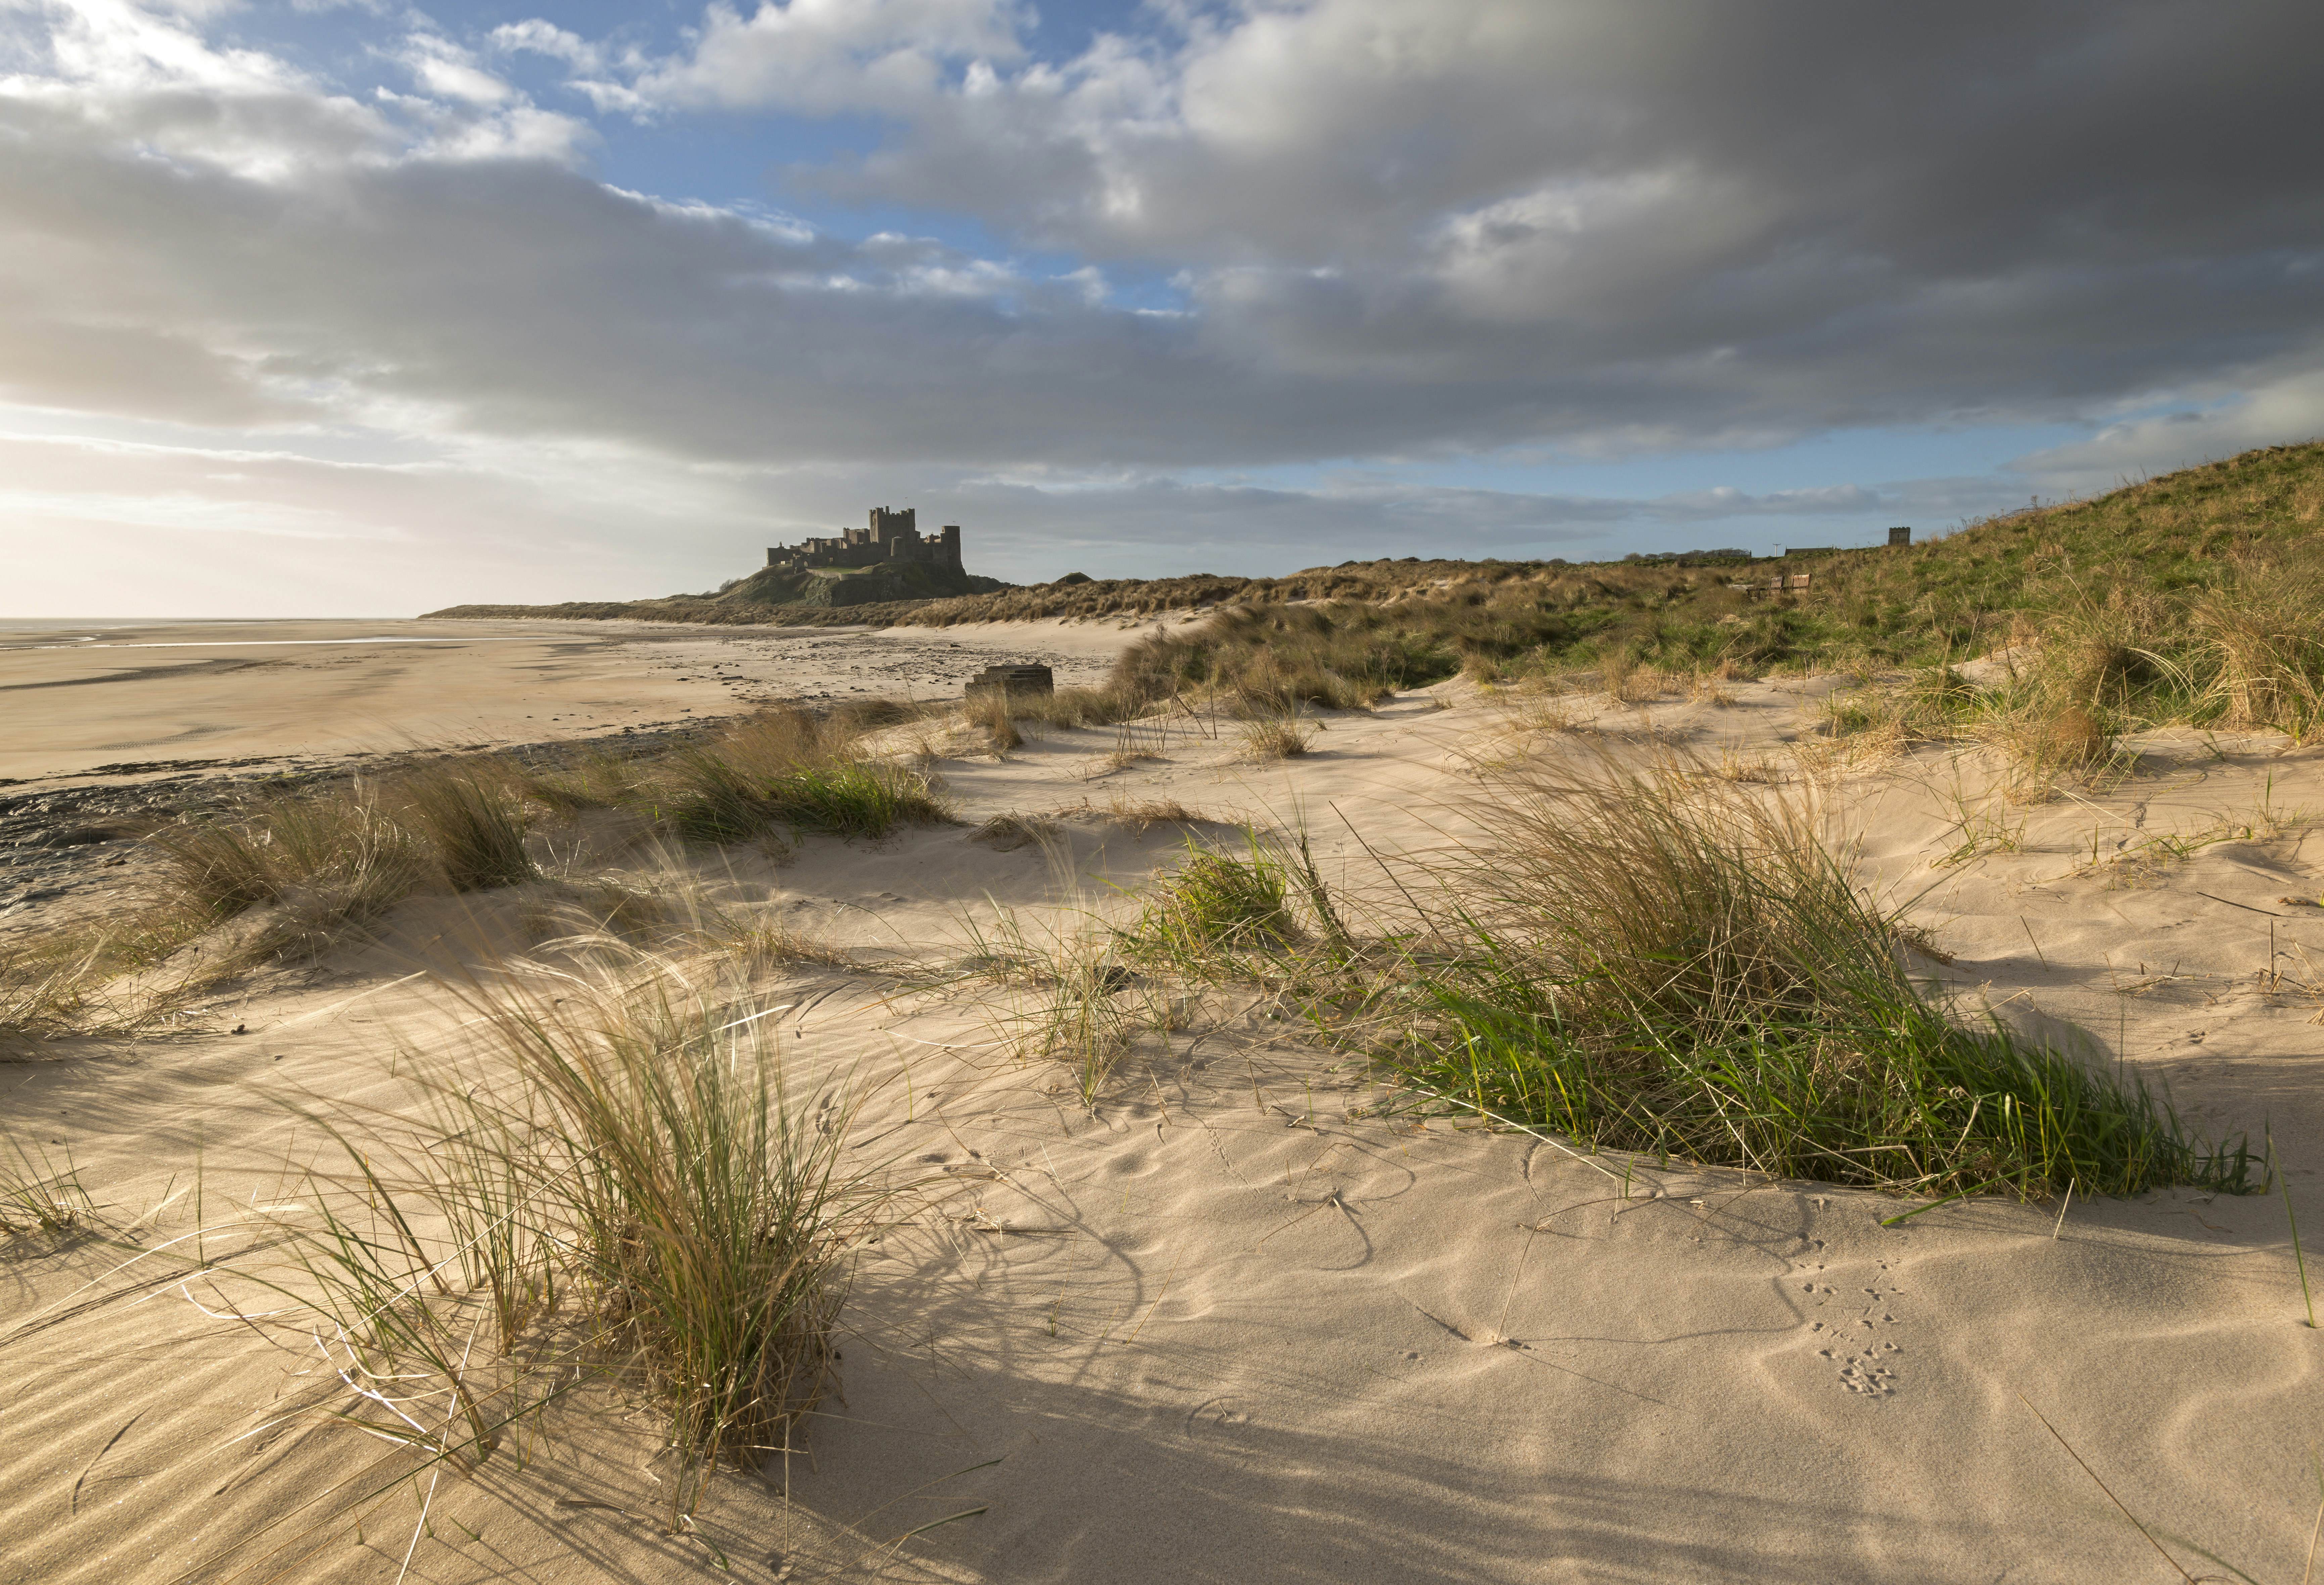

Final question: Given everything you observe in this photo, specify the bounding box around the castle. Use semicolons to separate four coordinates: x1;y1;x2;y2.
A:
767;507;963;573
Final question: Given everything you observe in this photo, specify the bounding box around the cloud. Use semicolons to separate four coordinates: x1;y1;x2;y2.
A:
2008;363;2324;496
1;0;2321;617
10;0;2324;471
626;0;1029;115
399;34;513;106
489;19;601;74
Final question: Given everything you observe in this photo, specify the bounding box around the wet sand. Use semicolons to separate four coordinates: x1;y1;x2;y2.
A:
0;616;1151;784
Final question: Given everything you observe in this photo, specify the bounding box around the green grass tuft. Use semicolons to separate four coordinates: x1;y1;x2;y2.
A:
397;763;538;892
668;757;949;842
1387;759;2256;1200
660;708;954;843
1121;839;1299;965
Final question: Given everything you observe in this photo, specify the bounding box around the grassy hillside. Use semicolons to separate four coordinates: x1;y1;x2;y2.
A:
910;438;2324;651
1083;440;2324;742
426;557;1005;624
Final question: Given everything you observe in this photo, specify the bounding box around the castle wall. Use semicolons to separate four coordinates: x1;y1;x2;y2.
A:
768;508;963;574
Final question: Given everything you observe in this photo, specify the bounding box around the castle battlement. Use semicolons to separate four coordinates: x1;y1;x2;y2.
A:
767;507;963;574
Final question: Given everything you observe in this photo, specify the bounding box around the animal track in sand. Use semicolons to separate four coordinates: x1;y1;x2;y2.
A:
1801;1257;1907;1398
1185;1397;1255;1454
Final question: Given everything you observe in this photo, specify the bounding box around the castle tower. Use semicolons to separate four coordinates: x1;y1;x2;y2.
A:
938;524;962;572
1887;525;1912;547
869;506;917;542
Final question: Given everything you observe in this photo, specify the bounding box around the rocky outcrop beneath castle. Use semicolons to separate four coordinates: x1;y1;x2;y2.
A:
420;555;1009;627
713;559;1000;608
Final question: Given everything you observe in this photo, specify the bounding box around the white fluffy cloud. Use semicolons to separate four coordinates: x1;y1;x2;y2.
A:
1;0;2321;614
622;0;1029;114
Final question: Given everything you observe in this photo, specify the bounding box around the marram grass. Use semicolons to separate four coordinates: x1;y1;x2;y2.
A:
659;709;952;842
1387;759;2256;1200
230;964;881;1520
1119;837;1299;964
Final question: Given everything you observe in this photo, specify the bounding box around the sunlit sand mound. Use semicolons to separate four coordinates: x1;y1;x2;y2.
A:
5;659;2321;1582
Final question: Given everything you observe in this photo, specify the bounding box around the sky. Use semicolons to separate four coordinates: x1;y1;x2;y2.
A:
2;1;2321;616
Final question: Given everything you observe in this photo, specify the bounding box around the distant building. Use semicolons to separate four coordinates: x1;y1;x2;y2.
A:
768;507;963;573
1780;527;1912;558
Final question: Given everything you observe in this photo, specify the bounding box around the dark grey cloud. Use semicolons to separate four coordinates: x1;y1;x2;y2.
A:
775;0;2324;446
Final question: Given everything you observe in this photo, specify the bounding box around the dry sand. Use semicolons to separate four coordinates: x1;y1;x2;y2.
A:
3;633;2322;1583
0;616;1153;784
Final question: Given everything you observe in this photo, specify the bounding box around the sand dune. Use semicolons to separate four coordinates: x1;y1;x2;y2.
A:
2;639;2320;1583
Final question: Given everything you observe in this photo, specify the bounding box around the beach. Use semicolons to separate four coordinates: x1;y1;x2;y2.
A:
0;617;1146;785
2;622;2321;1583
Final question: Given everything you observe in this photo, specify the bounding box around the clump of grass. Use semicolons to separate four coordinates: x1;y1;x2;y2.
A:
759;760;949;837
229;969;877;1526
1492;683;1584;740
0;932;107;1051
711;918;864;973
396;762;538;892
1120;838;1299;966
1710;748;1783;784
829;696;941;734
962;686;1145;753
962;688;1025;755
0;909;222;1046
971;813;1060;852
1239;712;1316;760
559;877;669;938
1097;715;1169;773
517;746;643;814
1818;663;1984;754
1103;795;1222;832
1599;646;1666;704
1388;758;2256;1199
1820;691;1901;743
1984;700;2121;803
152;757;538;948
1226;637;1397;715
0;1126;94;1239
2032;580;2181;717
2191;559;2324;736
478;978;860;1476
1013;685;1146;728
153;784;435;958
660;709;952;842
960;913;1146;1103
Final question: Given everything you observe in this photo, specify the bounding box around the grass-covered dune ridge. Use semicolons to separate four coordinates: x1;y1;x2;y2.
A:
1074;442;2324;748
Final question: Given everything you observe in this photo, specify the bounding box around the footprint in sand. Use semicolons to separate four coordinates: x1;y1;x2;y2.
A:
1802;1258;1906;1398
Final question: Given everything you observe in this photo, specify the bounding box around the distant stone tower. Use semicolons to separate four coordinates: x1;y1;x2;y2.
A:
1888;525;1912;547
764;507;965;574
